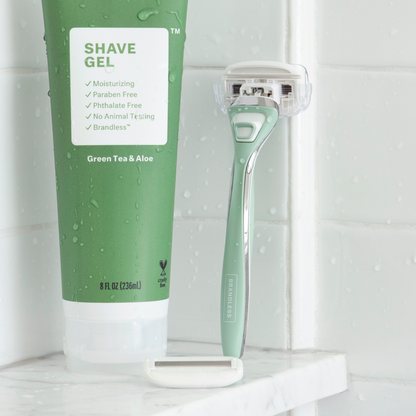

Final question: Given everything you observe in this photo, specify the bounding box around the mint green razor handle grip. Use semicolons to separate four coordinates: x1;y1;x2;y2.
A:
221;104;279;358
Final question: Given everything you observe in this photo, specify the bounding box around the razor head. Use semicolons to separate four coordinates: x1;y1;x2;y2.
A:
215;61;312;118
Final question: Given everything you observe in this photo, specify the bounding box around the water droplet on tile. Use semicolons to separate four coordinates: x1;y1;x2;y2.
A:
208;33;222;44
389;28;398;37
330;256;337;265
358;392;365;401
203;205;208;211
19;19;28;30
335;196;344;205
259;246;266;254
269;207;277;215
374;264;381;272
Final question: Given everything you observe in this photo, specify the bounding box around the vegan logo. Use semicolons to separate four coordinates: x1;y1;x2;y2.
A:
159;259;167;276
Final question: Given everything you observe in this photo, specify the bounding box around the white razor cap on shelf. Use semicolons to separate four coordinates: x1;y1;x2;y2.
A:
143;356;244;388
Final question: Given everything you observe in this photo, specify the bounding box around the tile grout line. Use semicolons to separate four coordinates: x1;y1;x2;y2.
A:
0;65;224;77
312;0;320;357
285;0;292;351
318;63;416;74
0;221;59;239
319;218;416;231
183;66;225;71
0;67;48;75
174;216;289;227
350;373;416;388
288;0;317;356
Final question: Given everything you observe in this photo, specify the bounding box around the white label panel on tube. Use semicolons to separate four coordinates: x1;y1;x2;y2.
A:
69;27;169;146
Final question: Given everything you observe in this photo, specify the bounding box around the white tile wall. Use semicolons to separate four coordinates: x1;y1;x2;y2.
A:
0;73;57;230
318;224;416;380
317;0;416;414
0;226;63;367
0;0;63;366
319;380;416;416
0;0;47;69
318;0;416;67
318;69;416;224
184;0;286;67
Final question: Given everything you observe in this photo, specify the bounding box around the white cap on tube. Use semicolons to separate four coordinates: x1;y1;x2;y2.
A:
63;299;168;374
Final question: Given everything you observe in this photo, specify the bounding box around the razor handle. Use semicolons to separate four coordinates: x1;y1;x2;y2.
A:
221;103;278;358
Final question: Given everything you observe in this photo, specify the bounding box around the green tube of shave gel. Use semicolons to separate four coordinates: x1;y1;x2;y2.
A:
41;0;188;373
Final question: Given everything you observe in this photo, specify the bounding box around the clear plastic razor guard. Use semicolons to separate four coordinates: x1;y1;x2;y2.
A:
214;61;312;118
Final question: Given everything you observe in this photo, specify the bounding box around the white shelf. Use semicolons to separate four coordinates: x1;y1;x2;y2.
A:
0;341;347;416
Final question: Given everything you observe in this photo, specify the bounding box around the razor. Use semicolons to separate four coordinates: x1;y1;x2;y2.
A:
215;61;312;358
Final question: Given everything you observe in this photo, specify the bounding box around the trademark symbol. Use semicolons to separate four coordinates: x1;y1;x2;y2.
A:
170;28;181;35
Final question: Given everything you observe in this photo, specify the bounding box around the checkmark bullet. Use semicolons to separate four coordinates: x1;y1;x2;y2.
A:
86;125;92;130
86;103;92;108
85;81;92;86
86;92;92;97
86;114;92;119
